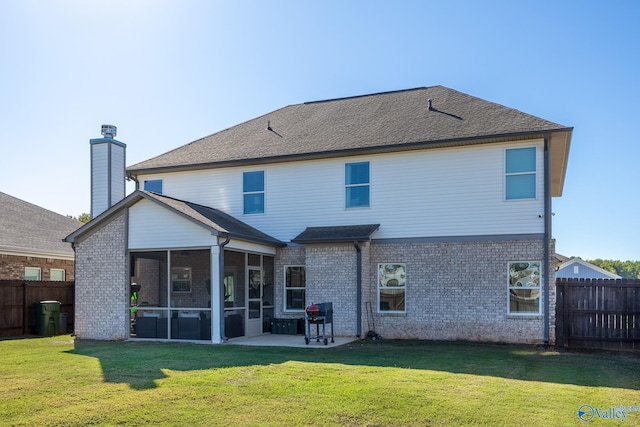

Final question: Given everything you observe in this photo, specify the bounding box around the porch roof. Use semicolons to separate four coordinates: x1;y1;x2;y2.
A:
291;224;380;244
65;190;286;248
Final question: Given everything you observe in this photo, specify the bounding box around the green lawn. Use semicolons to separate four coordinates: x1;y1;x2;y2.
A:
1;337;639;426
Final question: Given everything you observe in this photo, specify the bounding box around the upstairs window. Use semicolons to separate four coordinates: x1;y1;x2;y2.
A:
345;162;370;208
243;171;265;214
144;179;163;194
505;148;536;200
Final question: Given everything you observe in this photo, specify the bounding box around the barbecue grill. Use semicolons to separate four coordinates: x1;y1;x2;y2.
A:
304;302;334;345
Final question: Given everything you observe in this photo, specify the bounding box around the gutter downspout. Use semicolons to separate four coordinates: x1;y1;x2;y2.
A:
354;241;362;338
218;234;231;342
127;172;140;191
543;132;551;344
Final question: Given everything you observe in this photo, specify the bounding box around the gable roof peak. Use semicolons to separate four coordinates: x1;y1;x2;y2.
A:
303;86;438;105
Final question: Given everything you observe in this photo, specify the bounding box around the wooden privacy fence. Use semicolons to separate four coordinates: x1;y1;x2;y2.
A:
0;280;74;337
556;278;640;350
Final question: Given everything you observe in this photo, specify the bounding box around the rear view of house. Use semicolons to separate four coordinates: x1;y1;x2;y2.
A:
66;86;572;344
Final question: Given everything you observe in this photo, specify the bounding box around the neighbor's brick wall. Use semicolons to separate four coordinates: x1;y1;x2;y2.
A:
369;239;555;344
0;254;74;281
74;212;128;340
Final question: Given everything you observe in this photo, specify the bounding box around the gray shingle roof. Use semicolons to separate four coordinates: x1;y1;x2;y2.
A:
127;86;571;174
0;192;81;258
65;191;285;248
292;224;380;244
145;192;286;247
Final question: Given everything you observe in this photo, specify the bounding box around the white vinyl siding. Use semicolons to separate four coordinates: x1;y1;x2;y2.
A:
91;141;126;217
136;140;545;242
110;144;126;206
128;199;218;249
91;143;109;216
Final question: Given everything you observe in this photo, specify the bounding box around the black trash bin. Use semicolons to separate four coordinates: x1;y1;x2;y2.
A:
59;312;68;334
34;301;61;336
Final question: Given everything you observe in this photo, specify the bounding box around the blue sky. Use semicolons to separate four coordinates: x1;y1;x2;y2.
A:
1;1;638;260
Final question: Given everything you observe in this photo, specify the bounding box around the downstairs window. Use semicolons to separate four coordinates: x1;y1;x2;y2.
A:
508;261;541;315
285;266;306;312
378;263;406;313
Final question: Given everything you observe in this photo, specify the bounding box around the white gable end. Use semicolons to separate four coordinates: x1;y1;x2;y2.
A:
128;198;217;249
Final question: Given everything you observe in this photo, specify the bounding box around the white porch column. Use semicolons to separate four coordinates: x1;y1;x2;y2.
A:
210;245;222;343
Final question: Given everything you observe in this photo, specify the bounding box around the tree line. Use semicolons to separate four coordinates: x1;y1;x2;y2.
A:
587;259;640;279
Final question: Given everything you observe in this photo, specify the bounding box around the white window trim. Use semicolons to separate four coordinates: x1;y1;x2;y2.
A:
50;268;65;281
284;265;306;312
507;261;542;316
377;263;406;313
243;170;266;215
25;267;41;281
345;161;371;209
504;147;537;201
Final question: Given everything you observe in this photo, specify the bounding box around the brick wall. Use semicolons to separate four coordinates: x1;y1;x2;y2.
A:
274;239;555;344
73;213;128;340
0;254;74;281
274;246;305;319
71;213;555;344
305;243;359;337
369;239;555;344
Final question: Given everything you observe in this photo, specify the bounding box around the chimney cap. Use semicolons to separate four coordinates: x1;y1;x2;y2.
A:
101;124;117;138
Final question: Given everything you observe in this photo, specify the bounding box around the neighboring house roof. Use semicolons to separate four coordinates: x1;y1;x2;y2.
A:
127;86;572;197
65;190;285;247
292;224;380;244
556;257;622;280
0;191;81;259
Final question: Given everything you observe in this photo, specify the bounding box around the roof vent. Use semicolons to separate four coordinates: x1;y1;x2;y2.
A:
101;124;117;138
428;99;433;110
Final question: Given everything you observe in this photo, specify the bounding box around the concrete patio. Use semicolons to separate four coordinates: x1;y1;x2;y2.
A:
226;334;358;348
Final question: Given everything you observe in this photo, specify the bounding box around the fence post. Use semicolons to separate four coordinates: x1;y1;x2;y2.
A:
562;280;570;348
22;281;27;335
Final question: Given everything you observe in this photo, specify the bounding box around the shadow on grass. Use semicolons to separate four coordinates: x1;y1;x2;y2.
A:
66;339;640;391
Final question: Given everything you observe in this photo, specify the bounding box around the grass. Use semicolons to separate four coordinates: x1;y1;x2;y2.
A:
1;337;639;426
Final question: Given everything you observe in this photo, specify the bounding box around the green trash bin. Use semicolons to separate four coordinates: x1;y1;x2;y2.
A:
34;301;61;336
